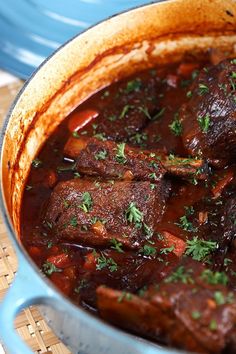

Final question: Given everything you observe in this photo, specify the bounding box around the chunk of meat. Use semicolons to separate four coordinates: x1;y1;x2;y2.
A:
44;179;165;249
65;137;164;182
79;249;178;308
97;260;236;354
180;59;236;166
64;137;207;181
96;76;160;141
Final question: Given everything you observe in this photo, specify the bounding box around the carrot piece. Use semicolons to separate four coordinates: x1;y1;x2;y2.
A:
212;170;234;199
68;109;99;132
28;246;42;258
47;253;71;268
198;211;208;225
162;231;186;257
83;252;97;271
50;273;73;296
177;62;199;77
91;221;107;237
64;137;88;158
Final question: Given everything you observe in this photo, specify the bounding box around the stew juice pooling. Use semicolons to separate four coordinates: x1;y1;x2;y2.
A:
21;54;236;353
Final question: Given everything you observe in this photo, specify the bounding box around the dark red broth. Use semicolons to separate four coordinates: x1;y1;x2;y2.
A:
21;56;236;352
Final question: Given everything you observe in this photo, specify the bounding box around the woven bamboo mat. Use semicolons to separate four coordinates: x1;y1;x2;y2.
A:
0;80;71;354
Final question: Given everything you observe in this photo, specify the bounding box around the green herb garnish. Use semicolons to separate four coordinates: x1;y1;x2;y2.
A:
185;237;217;261
32;158;42;168
96;254;118;272
42;261;61;275
169;115;182;136
79;192;93;213
110;238;124;253
165;266;194;284
198;114;210;133
124;78;142;93
200;269;228;285
140;244;157;257
95;149;108;160
117;291;133;303
198;83;209;96
115;143;127;164
125;202;143;226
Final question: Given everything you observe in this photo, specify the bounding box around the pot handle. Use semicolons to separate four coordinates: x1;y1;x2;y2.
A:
0;252;57;354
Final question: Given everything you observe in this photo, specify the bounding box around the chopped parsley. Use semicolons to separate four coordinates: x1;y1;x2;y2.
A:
117;291;133;303
169;115;182;136
191;311;201;320
95;149;108;160
186;90;192;98
185;237;217;261
32;158;42;168
74;279;88;294
119;105;133;119
70;216;78;227
140;244;157;257
96;254;118;272
42;261;61;275
93;133;107;141
26;185;33;191
115;143;127;164
200;269;228;285
198;114;210;133
152;107;165;120
209;319;217;331
213;291;225;306
198;83;209;96
125;202;143;227
160;245;175;255
138;106;152;120
74;172;81;179
143;223;154;238
148;172;158;180
110;238;124;253
176;215;196;232
79;192;93;213
164;266;194;284
124;78;142;93
130;132;148;145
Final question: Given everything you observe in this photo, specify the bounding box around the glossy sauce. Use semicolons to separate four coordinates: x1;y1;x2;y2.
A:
21;59;236;317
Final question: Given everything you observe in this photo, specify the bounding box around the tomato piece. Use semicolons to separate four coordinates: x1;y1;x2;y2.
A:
68;109;99;132
162;231;186;257
28;246;42;258
50;272;72;296
47;253;72;268
83;252;97;271
177;62;199;77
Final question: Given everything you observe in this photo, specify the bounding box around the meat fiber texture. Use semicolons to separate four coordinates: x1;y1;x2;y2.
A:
180;59;236;167
44;179;165;249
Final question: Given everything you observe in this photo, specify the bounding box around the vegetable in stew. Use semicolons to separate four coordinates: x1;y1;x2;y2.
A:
21;53;236;353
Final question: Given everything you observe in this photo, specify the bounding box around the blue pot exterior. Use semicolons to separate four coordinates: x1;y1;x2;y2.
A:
0;0;151;78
